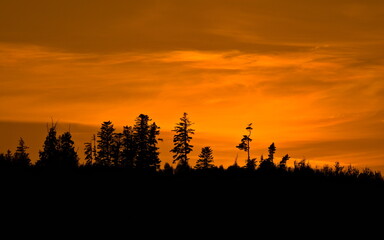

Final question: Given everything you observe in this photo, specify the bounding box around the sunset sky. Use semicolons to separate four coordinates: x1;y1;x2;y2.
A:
1;0;384;170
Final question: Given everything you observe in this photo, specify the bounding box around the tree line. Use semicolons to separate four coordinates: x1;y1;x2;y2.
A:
0;113;383;184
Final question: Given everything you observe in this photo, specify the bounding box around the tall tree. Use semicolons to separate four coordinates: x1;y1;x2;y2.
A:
84;142;93;166
111;133;123;167
133;114;150;169
170;113;195;167
13;138;31;168
132;115;162;171
96;121;115;167
195;146;215;170
84;134;97;166
121;126;135;168
58;132;79;168
148;122;161;171
37;125;59;167
267;142;276;163
236;123;254;167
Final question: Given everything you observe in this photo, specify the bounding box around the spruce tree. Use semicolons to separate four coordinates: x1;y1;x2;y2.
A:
148;122;161;171
133;114;150;169
84;142;93;166
58;132;78;168
195;146;215;170
96;121;115;167
170;113;194;167
132;114;161;171
37;125;59;168
121;126;135;168
111;133;123;167
13;138;31;168
267;142;276;163
0;150;13;168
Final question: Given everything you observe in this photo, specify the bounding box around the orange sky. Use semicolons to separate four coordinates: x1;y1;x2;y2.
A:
1;0;384;170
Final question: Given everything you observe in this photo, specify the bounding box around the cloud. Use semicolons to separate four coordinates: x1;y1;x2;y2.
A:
2;0;384;53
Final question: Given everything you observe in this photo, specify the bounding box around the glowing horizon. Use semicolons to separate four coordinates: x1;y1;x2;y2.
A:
1;0;384;171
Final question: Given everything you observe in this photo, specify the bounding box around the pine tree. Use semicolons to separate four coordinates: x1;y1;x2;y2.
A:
13;138;31;168
236;123;255;167
84;142;93;166
278;154;290;169
84;134;97;166
96;121;115;167
133;114;150;169
170;113;194;166
0;150;13;168
37;125;59;168
121;126;135;168
111;133;123;167
58;132;78;168
148;122;161;171
195;146;215;170
130;114;162;171
259;143;277;170
267;142;276;163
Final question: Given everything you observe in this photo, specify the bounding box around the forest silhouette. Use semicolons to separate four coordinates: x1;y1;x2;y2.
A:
1;113;382;188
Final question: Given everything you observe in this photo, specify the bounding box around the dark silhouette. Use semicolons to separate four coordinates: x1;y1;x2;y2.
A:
237;123;256;170
58;131;79;168
84;142;93;166
278;154;290;169
170;112;194;170
36;124;59;167
13;138;31;168
121;126;135;168
133;114;161;171
36;124;79;168
84;114;162;171
195;146;215;169
0;114;383;204
96;121;115;167
259;143;277;170
0;150;13;168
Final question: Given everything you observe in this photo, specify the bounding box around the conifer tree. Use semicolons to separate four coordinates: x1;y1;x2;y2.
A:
195;146;215;169
58;132;78;168
236;123;255;167
121;126;135;168
170;113;194;167
278;154;290;169
259;143;277;170
132;114;162;171
267;142;276;163
37;125;59;167
0;150;13;168
133;114;150;169
13;138;31;168
84;142;93;166
96;121;115;167
111;133;123;167
148;122;161;170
